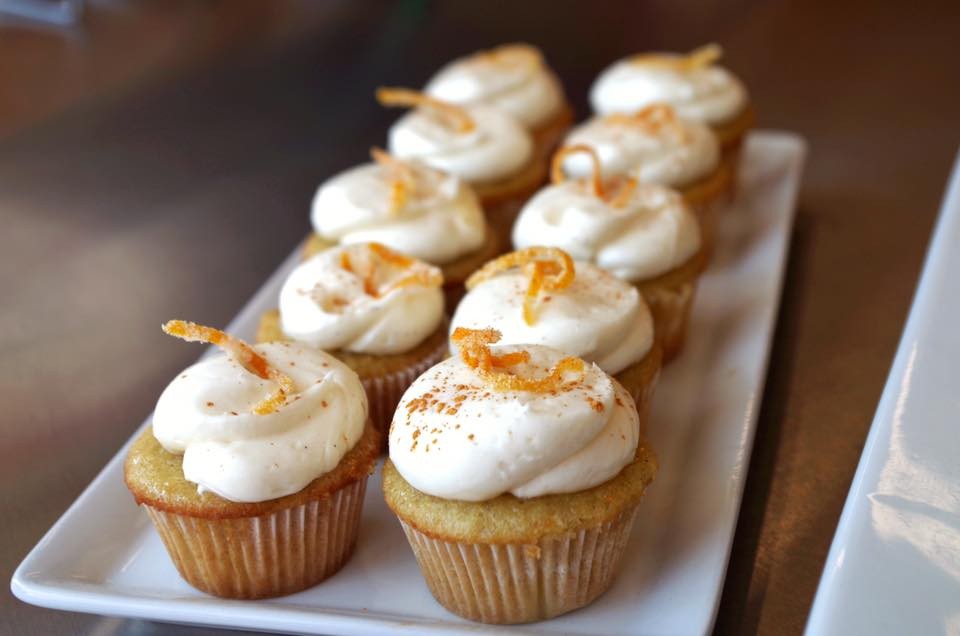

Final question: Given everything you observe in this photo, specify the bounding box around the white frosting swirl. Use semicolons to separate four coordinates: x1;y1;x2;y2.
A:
387;104;533;184
425;45;565;129
389;345;638;501
590;55;747;124
450;261;652;374
310;162;486;265
512;182;700;280
562;114;720;187
278;245;444;355
153;342;368;503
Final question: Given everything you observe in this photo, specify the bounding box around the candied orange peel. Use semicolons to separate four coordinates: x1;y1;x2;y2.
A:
466;247;575;326
552;144;603;197
451;327;585;393
377;87;475;133
370;147;414;214
162;320;294;415
452;327;530;371
630;43;722;71
604;103;689;142
550;145;639;208
475;43;541;70
340;243;442;298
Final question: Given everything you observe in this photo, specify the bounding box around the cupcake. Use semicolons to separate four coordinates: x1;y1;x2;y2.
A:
424;43;574;160
589;44;754;178
383;329;658;624
124;320;379;599
378;87;544;244
257;243;448;441
560;104;729;250
304;148;500;306
512;151;706;362
450;246;660;413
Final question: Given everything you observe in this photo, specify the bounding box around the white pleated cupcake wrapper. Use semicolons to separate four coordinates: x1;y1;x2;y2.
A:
397;503;640;624
144;477;367;599
690;198;719;259
642;281;696;363
361;337;449;444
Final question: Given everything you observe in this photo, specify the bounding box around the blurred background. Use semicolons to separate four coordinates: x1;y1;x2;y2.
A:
1;1;958;634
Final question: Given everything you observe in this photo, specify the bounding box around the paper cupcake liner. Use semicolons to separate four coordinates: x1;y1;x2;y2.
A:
615;364;660;426
688;198;718;263
632;373;658;426
642;280;696;363
397;503;640;624
144;477;367;599
361;336;449;444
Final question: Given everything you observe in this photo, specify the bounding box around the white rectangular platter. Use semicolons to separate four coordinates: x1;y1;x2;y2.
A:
12;131;806;636
805;149;960;635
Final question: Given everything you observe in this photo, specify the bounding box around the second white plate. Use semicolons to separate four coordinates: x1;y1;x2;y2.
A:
12;131;806;636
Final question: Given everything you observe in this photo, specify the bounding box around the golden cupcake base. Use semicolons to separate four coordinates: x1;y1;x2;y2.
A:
712;104;755;194
531;103;575;162
383;425;657;624
473;155;550;250
679;161;734;261
614;343;662;425
124;421;381;599
144;478;367;599
436;223;501;309
396;502;640;624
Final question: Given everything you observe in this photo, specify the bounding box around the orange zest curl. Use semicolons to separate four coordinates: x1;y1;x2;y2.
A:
340;243;442;298
452;327;530;371
630;43;722;71
605;175;639;207
491;356;586;393
370;147;413;214
475;43;542;70
466;247;575;326
376;87;475;133
451;327;586;393
550;145;640;209
604;103;689;142
682;43;723;69
551;144;604;197
162;320;294;415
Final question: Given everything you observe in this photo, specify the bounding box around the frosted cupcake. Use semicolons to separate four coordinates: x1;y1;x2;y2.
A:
424;43;574;160
257;243;448;439
383;329;657;624
379;87;543;244
560;104;729;248
513;149;706;361
305;148;499;306
589;44;754;176
451;247;660;412
124;321;378;599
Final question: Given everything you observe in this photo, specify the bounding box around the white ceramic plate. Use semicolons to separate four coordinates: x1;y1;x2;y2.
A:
805;150;960;636
12;132;806;636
